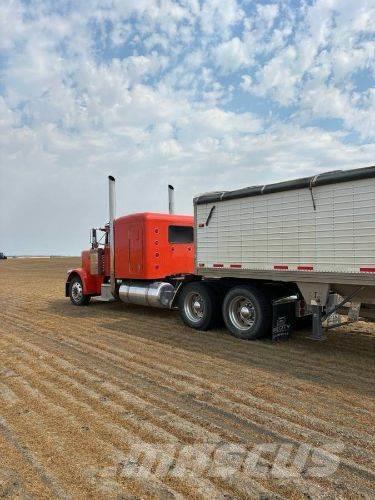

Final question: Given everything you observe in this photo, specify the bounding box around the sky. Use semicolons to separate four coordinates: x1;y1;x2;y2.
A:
0;0;374;255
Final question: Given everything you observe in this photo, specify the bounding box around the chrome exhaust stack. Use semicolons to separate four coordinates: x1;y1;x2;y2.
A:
108;175;116;296
168;184;175;214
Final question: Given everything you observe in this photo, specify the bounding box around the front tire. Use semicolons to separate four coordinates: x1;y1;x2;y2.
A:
178;282;220;331
69;276;91;306
223;286;271;339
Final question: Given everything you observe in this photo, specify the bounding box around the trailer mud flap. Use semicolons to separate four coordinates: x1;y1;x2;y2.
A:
272;297;296;341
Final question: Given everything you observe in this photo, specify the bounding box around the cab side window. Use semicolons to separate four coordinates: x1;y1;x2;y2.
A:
168;225;194;243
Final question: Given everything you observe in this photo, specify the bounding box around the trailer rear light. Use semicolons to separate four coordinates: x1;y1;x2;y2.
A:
213;263;224;268
230;264;242;268
298;265;314;271
360;267;375;273
274;265;288;270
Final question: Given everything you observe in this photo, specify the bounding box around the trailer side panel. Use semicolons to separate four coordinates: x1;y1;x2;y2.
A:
195;178;375;274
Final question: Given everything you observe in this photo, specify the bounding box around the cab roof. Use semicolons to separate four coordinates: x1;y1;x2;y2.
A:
115;212;193;224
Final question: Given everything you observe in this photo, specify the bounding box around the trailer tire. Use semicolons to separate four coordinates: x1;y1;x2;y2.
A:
223;286;271;340
69;276;91;306
178;282;220;331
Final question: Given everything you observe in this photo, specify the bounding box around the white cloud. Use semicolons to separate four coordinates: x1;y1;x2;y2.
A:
256;3;279;27
0;0;25;50
253;45;299;105
240;75;253;92
200;0;243;38
0;0;374;254
300;80;375;138
214;37;252;73
246;0;374;137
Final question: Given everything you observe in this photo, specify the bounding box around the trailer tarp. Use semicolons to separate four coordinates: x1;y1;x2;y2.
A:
194;165;375;205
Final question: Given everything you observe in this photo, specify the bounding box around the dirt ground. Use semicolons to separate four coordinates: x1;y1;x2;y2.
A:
0;258;374;499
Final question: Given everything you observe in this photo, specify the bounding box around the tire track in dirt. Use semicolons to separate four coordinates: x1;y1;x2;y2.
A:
0;332;306;500
56;310;375;398
46;299;375;377
3;305;374;431
3;279;374;374
1;258;375;499
0;344;335;500
0;340;287;499
0;330;374;498
0;316;375;488
0;366;229;499
0;415;70;499
0;332;342;496
2;312;374;459
59;321;375;424
3;323;374;477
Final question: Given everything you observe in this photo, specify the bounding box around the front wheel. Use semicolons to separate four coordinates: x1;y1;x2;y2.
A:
69;276;91;306
222;286;271;339
178;282;220;331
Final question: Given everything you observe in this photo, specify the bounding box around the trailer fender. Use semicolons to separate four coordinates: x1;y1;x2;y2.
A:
65;268;102;296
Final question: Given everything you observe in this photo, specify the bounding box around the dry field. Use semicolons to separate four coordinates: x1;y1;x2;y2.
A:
0;258;374;499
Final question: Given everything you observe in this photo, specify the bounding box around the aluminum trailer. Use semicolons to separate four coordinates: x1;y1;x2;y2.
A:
192;165;375;339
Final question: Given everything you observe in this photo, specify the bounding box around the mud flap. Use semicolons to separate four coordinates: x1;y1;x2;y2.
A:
272;297;296;342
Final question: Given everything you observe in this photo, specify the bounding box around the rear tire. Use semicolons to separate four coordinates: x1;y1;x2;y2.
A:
178;282;220;331
69;276;91;306
223;285;271;339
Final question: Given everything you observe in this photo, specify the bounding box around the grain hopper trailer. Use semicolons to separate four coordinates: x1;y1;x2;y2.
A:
66;166;375;340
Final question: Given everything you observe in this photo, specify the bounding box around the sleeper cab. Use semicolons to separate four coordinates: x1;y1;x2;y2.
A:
114;212;194;280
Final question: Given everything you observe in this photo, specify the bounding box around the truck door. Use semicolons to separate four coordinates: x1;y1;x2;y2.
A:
128;223;143;275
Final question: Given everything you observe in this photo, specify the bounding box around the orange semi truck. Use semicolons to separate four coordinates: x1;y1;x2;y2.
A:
66;169;375;341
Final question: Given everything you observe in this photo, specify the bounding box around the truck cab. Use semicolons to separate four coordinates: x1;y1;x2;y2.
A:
66;209;194;304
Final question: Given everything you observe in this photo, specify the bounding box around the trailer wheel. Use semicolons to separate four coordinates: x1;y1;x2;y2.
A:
178;282;220;331
69;276;91;306
223;286;271;340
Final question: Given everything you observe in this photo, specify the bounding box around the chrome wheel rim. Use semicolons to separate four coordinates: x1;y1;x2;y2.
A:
71;281;83;302
228;295;256;331
184;292;204;323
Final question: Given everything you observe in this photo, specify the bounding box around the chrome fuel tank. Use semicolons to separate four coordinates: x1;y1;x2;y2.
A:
119;282;175;308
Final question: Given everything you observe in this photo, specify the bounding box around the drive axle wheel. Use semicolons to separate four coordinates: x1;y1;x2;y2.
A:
69;276;91;306
223;286;271;339
178;282;220;331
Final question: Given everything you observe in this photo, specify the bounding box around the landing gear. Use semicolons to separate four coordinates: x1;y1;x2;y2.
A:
69;276;91;306
307;305;324;340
